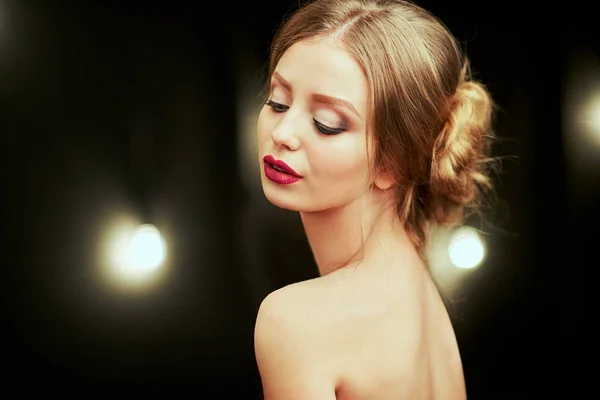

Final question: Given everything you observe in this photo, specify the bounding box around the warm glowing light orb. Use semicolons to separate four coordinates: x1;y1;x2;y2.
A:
107;223;167;286
124;224;166;273
448;226;485;269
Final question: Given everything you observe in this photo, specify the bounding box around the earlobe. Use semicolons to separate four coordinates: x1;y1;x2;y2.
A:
374;173;394;191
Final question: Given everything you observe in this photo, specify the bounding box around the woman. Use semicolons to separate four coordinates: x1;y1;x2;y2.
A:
253;0;495;398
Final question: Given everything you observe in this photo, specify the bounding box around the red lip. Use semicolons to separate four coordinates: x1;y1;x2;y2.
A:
263;155;302;177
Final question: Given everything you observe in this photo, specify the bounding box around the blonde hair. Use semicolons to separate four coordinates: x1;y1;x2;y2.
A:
266;0;496;259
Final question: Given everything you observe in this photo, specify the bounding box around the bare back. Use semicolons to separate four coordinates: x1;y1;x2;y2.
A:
259;260;466;400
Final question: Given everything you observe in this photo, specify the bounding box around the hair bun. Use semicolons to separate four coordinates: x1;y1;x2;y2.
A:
428;76;494;224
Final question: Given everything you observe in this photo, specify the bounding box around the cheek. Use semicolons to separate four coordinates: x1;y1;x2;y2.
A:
310;140;368;182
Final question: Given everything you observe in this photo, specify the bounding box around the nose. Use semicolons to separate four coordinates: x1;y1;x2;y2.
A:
271;115;301;151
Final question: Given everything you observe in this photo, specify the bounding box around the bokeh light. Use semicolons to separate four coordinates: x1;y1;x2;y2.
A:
125;224;166;272
101;219;168;291
448;226;485;269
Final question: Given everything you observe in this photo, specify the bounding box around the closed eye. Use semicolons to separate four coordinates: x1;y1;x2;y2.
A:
313;119;344;135
265;100;345;136
265;99;288;113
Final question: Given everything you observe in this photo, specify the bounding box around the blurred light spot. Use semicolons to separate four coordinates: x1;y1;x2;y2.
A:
125;224;166;273
583;92;600;140
102;219;168;291
448;226;485;269
426;225;477;296
562;51;600;180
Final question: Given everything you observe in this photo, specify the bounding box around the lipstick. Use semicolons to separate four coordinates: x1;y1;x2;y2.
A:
263;155;302;184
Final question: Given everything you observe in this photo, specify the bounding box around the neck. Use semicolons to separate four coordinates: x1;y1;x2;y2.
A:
300;190;414;276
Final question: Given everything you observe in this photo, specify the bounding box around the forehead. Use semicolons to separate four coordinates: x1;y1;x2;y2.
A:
273;38;369;112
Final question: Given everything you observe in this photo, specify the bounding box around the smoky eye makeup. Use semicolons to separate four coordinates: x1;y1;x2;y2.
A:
314;110;347;128
313;119;345;136
314;109;350;130
264;82;353;136
265;99;346;136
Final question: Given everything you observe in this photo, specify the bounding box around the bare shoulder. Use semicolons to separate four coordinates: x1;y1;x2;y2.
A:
254;280;338;400
255;279;328;334
254;275;410;398
254;270;466;400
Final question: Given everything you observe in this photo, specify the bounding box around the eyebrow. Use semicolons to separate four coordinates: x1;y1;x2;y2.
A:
272;71;361;119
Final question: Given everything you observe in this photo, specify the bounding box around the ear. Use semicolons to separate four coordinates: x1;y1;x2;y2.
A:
374;170;394;191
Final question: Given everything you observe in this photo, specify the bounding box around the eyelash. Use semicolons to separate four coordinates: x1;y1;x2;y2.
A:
264;100;345;136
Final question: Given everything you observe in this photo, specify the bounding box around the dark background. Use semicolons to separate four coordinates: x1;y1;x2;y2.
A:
1;0;596;398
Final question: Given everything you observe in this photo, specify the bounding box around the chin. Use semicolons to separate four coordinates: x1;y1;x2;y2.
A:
261;183;338;213
261;182;303;211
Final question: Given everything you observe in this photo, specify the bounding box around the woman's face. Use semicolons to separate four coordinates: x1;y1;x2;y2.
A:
257;37;371;212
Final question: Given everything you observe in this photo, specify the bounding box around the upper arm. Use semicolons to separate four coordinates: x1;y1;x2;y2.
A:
254;289;338;400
